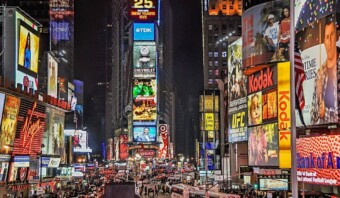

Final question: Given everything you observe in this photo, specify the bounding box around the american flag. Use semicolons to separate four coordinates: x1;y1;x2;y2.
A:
294;41;305;110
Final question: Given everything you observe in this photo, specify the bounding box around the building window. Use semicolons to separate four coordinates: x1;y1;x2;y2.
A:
211;4;216;9
222;42;227;48
222;51;227;58
215;79;219;84
209;25;213;30
222;60;227;66
214;70;219;76
208;61;213;67
230;6;234;9
214;52;219;58
208;79;214;85
229;23;234;29
208;52;213;58
214;61;219;66
208;70;213;76
222;5;226;9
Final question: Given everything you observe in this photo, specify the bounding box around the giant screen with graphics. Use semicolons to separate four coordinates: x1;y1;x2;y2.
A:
132;79;157;121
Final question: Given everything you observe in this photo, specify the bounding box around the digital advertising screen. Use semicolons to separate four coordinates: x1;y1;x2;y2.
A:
133;42;156;78
133;23;155;41
0;95;20;152
47;53;58;98
73;130;92;153
228;109;247;143
204;0;242;16
242;1;290;68
262;89;277;122
13;100;46;155
295;14;339;126
133;79;157;121
248;123;279;166
259;178;289;191
17;19;40;77
119;135;128;161
51;21;70;41
248;92;262;126
128;0;158;21
297;135;340;186
133;126;156;142
199;95;219;112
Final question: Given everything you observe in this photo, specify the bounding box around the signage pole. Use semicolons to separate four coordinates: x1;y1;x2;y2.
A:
289;0;298;197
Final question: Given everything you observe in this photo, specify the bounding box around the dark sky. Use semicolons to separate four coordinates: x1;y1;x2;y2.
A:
74;0;203;155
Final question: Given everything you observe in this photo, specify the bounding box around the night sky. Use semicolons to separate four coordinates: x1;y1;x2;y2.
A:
74;0;203;155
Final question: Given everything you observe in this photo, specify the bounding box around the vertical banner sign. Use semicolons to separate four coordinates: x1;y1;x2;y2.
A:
278;62;291;168
158;124;168;158
205;113;215;131
119;135;128;161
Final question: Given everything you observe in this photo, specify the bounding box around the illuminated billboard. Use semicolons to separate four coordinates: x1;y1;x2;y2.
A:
17;20;40;76
119;135;128;161
133;42;156;78
132;79;157;121
0;95;20;152
262;89;277;122
47;53;58;98
73;130;92;153
133;126;157;142
228;38;248;143
13;100;46;155
297;135;340;186
158;124;169;158
296;14;339;126
248;123;278;166
133;23;155;41
205;0;242;16
199;95;219;112
200;113;219;131
259;178;289;191
247;92;262;126
242;1;290;68
51;21;70;41
50;0;74;20
128;0;158;21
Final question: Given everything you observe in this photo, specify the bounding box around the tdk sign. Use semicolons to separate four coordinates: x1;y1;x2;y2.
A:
133;23;155;41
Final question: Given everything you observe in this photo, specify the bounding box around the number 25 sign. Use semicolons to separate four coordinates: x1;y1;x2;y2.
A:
129;0;158;21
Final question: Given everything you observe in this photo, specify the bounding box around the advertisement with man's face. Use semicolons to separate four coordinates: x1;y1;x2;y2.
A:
296;14;339;126
0;95;20;152
133;42;156;78
242;1;290;68
13;100;46;155
248;123;279;166
47;53;58;98
133;79;157;121
133;126;156;142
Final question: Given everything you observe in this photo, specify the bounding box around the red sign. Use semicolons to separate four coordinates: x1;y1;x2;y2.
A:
158;124;168;158
13;100;46;155
248;67;276;94
139;149;155;158
119;135;128;161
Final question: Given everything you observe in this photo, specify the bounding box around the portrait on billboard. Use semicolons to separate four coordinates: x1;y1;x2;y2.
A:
48;53;58;98
228;38;247;102
17;20;40;77
248;123;278;166
248;92;262;126
242;1;290;68
0;96;20;152
133;126;156;142
296;14;339;126
262;89;277;122
133;79;157;121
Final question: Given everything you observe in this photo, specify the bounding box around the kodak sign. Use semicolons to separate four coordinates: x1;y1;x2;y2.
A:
248;66;277;94
278;62;291;168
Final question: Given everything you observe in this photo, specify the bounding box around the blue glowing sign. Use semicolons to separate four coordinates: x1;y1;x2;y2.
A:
133;23;155;41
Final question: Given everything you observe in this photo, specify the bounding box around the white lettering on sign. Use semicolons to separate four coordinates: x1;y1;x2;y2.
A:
136;28;152;33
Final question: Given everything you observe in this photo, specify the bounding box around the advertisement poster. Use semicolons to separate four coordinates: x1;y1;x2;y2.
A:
114;137;119;161
297;135;340;186
133;79;157;121
17;20;40;76
119;135;128;161
158;124;168;158
242;1;290;68
259;178;289;191
0;93;6;124
133;126;156;142
47;53;58;98
205;0;242;16
248;92;262;126
28;156;39;183
296;14;339;126
228;38;248;143
51;21;70;41
248;123;279;166
262;89;277;122
133;42;156;78
0;95;20;152
12;100;46;155
133;23;155;41
0;154;10;182
199;95;219;112
128;0;158;21
73;130;92;153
